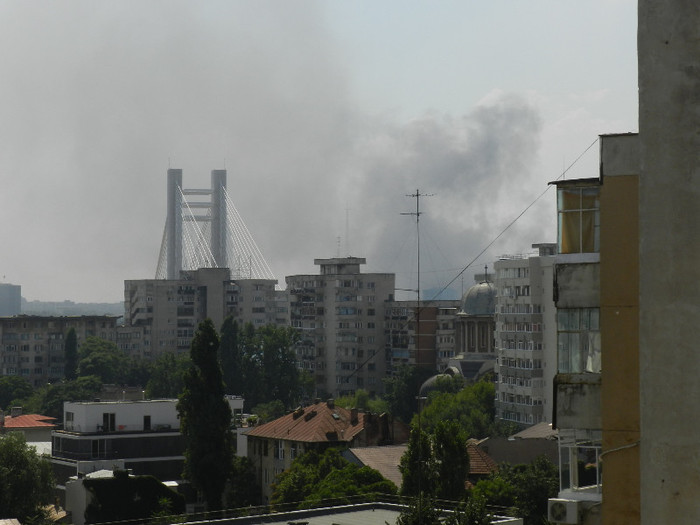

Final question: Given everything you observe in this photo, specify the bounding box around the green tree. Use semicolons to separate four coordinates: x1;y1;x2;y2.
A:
395;494;442;525
76;337;130;384
177;319;232;511
64;327;78;381
443;494;491;525
383;365;435;423
0;432;55;522
225;456;261;508
433;420;470;501
413;379;496;438
472;456;559;525
146;353;190;398
271;448;395;508
219;316;243;395
0;376;33;412
252;399;286;422
399;426;436;498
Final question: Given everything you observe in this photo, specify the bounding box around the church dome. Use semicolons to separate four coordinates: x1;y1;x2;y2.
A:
460;280;496;316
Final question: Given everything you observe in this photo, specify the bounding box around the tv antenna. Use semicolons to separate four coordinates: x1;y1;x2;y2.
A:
401;189;434;368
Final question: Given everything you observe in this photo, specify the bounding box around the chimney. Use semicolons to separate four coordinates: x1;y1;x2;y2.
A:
326;398;334;409
10;406;22;418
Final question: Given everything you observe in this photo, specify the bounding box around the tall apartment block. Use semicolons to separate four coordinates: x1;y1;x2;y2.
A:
286;257;394;398
494;244;557;427
123;268;287;359
0;284;21;316
0;315;120;387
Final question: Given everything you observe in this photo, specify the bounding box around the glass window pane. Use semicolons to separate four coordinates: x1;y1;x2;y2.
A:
580;187;600;210
558;188;581;211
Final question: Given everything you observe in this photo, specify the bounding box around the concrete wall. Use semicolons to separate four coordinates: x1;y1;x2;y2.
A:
638;2;700;523
64;400;179;433
600;136;640;525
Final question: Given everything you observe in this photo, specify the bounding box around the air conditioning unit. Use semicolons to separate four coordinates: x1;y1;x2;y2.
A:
548;498;580;524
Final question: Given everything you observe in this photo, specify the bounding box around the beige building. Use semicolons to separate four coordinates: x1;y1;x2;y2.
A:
494;245;557;427
0;315;119;387
123;268;287;359
246;398;409;503
286;257;394;398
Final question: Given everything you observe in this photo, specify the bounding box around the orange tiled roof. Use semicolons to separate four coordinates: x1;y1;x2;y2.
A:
467;442;498;475
3;414;57;429
246;401;365;444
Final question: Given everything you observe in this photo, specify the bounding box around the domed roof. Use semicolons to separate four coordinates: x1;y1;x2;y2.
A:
460;280;496;316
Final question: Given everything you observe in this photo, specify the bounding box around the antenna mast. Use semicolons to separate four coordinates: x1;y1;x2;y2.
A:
402;189;434;368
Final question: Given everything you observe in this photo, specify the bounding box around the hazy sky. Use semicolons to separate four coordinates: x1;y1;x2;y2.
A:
0;1;638;303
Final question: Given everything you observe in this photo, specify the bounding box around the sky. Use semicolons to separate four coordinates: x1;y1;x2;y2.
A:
0;1;639;303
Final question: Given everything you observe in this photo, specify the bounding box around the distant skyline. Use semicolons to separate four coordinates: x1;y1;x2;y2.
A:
0;1;638;303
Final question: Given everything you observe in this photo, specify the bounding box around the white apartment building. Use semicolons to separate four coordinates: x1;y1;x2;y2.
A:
123;268;288;359
494;244;557;426
286;257;394;398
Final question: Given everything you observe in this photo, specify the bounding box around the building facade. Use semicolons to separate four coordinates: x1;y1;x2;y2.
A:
286;257;394;398
494;245;557;427
0;315;120;387
0;283;21;316
124;268;287;359
549;133;640;525
385;300;460;373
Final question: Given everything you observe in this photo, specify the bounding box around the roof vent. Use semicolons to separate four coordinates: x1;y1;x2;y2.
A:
304;410;317;421
10;406;22;418
326;399;334;409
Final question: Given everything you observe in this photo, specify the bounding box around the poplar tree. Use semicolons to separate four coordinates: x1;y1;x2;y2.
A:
177;319;232;510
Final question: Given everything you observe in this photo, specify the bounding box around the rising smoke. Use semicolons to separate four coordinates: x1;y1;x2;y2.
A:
0;1;553;302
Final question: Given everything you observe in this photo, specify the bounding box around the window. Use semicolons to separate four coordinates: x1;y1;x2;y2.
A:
144;415;151;431
557;308;601;373
557;185;600;254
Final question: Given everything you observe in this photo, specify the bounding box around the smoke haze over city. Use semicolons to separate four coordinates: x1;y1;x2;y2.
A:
0;1;638;303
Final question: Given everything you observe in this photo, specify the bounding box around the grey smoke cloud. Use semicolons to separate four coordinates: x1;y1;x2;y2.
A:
0;2;553;302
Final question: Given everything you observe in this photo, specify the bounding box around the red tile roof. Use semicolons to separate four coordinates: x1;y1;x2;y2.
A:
467;441;498;476
2;414;57;429
246;401;365;444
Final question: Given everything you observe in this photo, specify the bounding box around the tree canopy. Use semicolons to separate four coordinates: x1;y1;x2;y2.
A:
382;364;435;423
145;352;190;399
471;456;559;525
219;320;305;411
177;318;232;511
271;448;396;508
0;375;33;412
0;432;55;522
412;378;517;439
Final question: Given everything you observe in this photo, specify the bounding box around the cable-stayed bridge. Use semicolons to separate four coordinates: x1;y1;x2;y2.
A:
155;169;276;282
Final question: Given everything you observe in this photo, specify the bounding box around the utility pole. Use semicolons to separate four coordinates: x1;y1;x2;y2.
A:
402;189;434;369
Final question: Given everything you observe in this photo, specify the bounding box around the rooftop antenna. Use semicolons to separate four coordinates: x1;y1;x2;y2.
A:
401;189;434;369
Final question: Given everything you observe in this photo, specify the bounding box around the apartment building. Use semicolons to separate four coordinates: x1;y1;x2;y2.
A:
548;133;640;525
286;257;394;398
494;245;557;427
0;315;120;387
385;300;460;373
123;268;287;359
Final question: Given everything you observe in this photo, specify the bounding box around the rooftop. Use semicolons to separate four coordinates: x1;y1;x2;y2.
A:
246;400;365;443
